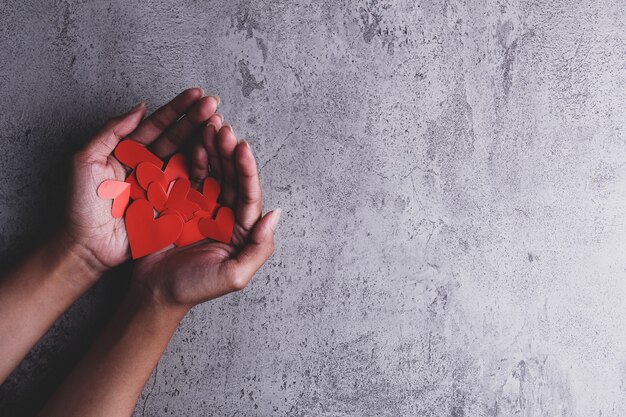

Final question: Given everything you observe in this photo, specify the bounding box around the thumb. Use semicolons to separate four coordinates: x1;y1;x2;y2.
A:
220;209;282;292
82;102;146;161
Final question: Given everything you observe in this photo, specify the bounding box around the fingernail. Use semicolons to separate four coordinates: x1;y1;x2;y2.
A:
223;123;234;134
209;95;221;105
269;208;282;231
214;113;224;123
240;139;252;154
129;102;145;113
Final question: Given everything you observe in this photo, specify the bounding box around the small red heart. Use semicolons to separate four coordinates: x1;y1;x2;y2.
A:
97;180;130;218
174;210;212;247
163;153;189;185
202;176;220;201
146;182;168;211
187;177;220;215
198;206;235;244
114;140;162;169
135;153;189;191
164;179;200;221
125;199;184;259
135;162;167;190
125;171;147;200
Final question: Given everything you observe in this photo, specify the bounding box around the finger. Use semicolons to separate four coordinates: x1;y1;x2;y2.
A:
217;124;238;207
81;103;146;161
151;95;219;159
235;140;262;230
190;143;209;188
128;88;203;145
218;209;281;292
191;113;222;188
203;114;223;180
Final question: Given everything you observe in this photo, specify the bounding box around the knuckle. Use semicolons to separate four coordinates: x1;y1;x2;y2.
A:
241;189;262;205
222;264;249;291
150;111;170;132
229;274;249;291
163;130;185;147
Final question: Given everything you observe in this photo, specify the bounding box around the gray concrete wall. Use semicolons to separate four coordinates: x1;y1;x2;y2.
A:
1;0;625;415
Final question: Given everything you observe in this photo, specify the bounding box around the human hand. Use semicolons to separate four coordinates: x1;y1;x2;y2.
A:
131;123;281;315
65;88;219;278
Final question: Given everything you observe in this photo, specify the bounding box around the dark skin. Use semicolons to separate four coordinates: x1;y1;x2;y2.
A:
0;89;280;416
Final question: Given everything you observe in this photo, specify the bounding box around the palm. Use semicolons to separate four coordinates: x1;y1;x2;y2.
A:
133;225;248;306
67;155;130;268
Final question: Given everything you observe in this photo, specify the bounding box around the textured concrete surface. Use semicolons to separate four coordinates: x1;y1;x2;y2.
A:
1;0;625;416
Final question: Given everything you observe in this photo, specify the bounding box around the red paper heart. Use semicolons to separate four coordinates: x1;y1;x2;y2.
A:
136;162;167;190
163;153;189;185
174;210;212;247
97;180;130;218
187;177;220;215
114;140;162;169
125;199;184;259
125;171;147;200
164;179;200;221
135;153;189;191
198;206;235;244
146;182;168;211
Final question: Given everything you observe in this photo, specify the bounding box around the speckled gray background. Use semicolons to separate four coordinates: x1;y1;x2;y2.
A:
1;0;625;416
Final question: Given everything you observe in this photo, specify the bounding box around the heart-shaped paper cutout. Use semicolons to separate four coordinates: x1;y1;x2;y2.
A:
125;199;184;259
146;182;168;212
163;153;189;185
114;140;162;169
135;153;189;191
136;162;167;190
187;177;220;215
125;171;147;200
198;206;235;244
97;180;130;218
203;177;220;201
174;210;212;247
164;178;201;221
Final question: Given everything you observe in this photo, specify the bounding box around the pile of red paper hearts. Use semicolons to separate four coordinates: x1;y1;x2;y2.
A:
97;139;234;259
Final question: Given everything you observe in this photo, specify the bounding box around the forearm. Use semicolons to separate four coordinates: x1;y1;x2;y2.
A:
39;286;188;417
0;231;100;382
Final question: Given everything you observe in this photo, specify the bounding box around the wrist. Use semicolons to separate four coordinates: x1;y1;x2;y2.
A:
127;280;191;324
46;228;106;287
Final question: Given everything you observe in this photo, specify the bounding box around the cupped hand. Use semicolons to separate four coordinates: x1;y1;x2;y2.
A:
65;88;219;275
132;123;281;312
